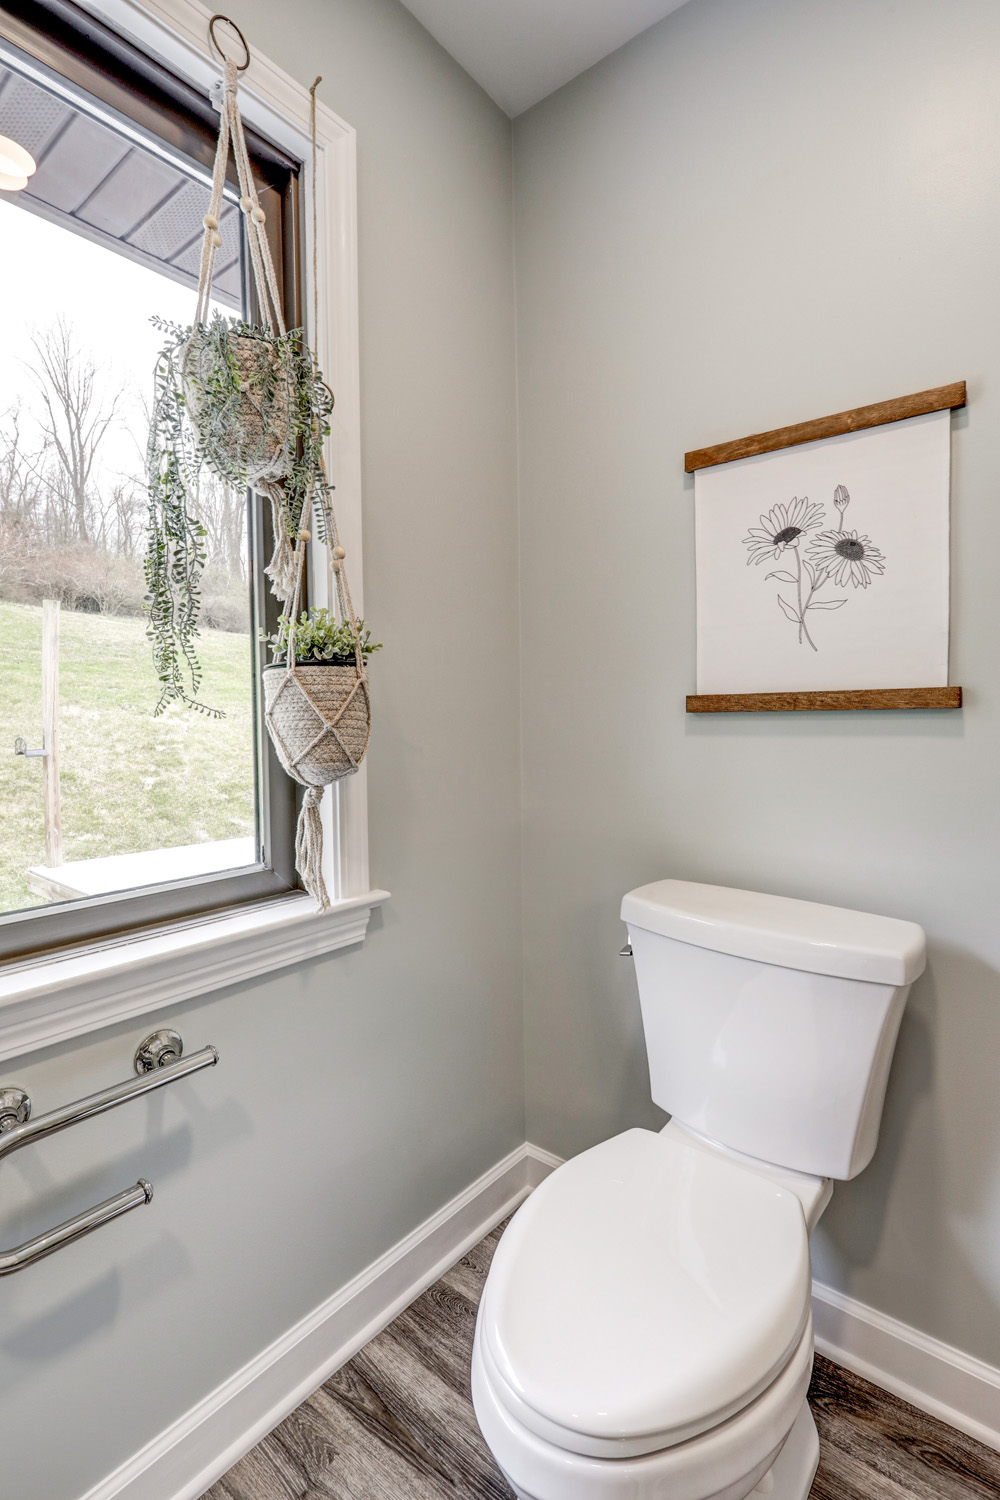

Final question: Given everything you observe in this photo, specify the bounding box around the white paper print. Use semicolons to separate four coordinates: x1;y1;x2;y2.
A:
695;409;951;694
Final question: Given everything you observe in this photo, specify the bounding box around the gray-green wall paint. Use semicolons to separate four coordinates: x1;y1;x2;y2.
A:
0;3;522;1495
514;0;1000;1371
5;0;1000;1492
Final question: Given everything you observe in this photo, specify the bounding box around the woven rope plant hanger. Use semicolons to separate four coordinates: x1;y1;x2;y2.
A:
190;21;370;909
189;21;300;601
145;16;336;715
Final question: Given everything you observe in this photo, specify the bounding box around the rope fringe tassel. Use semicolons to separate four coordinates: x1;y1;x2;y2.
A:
295;786;329;910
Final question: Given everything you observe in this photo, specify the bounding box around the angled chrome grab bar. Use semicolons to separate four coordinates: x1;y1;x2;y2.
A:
0;1038;218;1275
0;1045;218;1163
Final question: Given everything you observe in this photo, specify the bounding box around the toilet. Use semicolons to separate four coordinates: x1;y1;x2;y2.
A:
472;879;926;1500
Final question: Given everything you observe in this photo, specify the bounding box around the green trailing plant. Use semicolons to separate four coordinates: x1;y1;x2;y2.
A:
144;327;213;716
144;312;335;714
264;607;382;666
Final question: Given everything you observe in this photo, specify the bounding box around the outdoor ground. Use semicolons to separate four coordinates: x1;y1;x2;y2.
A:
0;600;255;912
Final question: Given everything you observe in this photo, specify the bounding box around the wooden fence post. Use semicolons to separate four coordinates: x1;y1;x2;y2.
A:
42;598;62;869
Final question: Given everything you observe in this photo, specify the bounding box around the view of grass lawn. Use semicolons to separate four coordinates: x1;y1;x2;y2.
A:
0;601;256;912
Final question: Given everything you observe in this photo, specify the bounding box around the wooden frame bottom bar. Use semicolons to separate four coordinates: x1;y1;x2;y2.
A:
687;687;963;713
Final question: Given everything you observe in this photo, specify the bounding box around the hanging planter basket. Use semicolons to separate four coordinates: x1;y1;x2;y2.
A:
262;662;371;785
180;326;296;487
260;590;379;911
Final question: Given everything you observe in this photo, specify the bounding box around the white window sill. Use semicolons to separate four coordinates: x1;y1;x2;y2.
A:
0;889;390;1064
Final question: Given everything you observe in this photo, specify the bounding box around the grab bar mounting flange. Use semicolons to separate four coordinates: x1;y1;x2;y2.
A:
0;1087;30;1132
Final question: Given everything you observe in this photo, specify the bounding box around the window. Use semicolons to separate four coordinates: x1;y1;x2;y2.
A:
0;0;308;960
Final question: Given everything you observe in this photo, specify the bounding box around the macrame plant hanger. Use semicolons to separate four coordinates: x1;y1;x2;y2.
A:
196;18;371;910
199;17;295;601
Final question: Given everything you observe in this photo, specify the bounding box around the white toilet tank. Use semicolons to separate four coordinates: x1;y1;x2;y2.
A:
621;880;926;1181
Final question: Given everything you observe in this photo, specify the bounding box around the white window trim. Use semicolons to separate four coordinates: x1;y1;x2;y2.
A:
0;0;385;1056
0;891;390;1064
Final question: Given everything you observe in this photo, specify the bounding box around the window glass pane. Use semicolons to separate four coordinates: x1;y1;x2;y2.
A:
0;46;262;916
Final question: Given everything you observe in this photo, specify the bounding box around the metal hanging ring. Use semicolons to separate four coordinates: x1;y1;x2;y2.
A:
208;14;251;72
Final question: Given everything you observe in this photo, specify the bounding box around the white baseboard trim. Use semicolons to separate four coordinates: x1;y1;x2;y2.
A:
812;1280;1000;1454
80;1141;560;1500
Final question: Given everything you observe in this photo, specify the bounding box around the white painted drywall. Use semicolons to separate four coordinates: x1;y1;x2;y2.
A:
0;3;522;1495
514;0;1000;1375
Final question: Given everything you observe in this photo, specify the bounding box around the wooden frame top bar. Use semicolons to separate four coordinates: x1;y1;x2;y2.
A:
684;381;966;473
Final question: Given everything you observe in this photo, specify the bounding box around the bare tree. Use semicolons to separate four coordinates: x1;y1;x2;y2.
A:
106;478;146;558
0;405;43;530
196;470;248;581
28;318;123;545
0;321;247;629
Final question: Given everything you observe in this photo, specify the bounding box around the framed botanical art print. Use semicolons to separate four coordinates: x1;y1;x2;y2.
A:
686;384;965;713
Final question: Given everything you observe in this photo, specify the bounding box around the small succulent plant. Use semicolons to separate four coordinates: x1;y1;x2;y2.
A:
264;607;382;665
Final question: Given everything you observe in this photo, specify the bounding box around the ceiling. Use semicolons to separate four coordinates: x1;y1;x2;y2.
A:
399;0;691;117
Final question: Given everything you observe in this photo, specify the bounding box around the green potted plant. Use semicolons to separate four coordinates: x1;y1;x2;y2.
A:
263;608;382;667
145;314;335;714
261;608;381;789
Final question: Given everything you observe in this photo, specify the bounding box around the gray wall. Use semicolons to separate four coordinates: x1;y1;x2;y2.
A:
6;0;1000;1491
0;3;523;1495
514;0;1000;1370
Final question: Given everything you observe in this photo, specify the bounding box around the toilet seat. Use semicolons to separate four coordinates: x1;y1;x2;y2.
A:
479;1129;811;1459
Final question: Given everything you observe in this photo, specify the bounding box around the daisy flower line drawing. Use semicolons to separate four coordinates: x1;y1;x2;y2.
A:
741;484;886;650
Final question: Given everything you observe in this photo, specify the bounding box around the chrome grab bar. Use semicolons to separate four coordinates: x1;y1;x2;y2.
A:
0;1179;153;1276
0;1032;218;1275
0;1045;219;1163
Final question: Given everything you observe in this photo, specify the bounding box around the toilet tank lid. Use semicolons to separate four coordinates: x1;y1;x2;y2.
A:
620;880;926;986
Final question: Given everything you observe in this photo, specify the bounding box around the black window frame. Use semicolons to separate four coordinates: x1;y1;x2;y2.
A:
0;0;307;962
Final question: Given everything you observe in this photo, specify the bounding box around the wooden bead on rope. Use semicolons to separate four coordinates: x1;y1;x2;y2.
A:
332;559;341;573
251;205;266;224
333;546;346;559
202;212;219;231
211;230;223;248
298;529;311;542
239;194;253;213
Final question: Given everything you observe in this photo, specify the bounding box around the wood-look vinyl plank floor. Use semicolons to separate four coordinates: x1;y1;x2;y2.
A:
204;1221;1000;1500
809;1355;1000;1500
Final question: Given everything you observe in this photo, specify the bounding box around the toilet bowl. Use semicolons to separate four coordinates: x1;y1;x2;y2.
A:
472;880;926;1500
473;1324;819;1500
471;1127;820;1500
